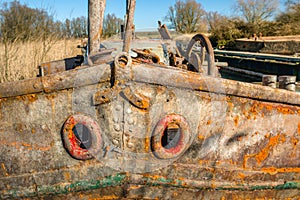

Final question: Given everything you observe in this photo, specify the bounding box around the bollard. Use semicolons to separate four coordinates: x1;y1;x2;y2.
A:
279;76;296;91
262;75;277;88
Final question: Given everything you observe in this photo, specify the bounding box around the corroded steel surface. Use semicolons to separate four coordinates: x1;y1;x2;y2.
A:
0;50;300;198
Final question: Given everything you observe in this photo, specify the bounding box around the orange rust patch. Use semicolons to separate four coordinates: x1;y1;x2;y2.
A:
22;143;32;150
292;137;299;147
244;134;286;168
254;102;299;116
143;174;165;180
255;134;285;166
27;94;38;102
1;163;9;176
46;94;57;100
16;96;26;101
0;140;52;151
206;120;212;125
250;103;259;116
198;134;205;140
227;101;234;112
277;106;295;115
88;195;121;200
64;172;71;181
238;173;246;181
298;123;300;135
262;167;300;175
264;104;273;111
145;137;150;152
234;116;239;127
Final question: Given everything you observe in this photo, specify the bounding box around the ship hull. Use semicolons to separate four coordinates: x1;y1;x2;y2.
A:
0;61;300;199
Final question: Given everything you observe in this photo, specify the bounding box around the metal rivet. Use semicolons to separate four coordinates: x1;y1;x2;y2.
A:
33;83;39;89
41;125;47;130
115;105;122;111
127;142;134;149
113;116;119;123
127;118;134;125
114;124;121;132
112;139;119;145
126;108;132;114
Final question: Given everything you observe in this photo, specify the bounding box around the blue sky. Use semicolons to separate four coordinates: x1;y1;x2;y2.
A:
16;0;283;30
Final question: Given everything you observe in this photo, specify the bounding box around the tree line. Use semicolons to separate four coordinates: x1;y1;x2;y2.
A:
0;0;122;43
166;0;300;48
0;0;299;48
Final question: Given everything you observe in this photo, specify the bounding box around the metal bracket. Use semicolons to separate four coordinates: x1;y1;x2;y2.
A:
122;86;150;109
93;88;114;105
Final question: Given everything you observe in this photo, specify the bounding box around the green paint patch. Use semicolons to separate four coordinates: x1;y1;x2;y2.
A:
37;173;126;195
141;176;300;192
144;176;184;187
275;182;300;190
3;173;300;199
250;185;273;191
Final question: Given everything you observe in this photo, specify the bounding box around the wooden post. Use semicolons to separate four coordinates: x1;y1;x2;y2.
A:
88;0;106;55
122;0;136;53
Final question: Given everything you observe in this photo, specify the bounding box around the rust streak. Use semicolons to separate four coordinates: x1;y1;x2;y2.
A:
1;163;9;176
244;134;285;168
255;134;285;165
0;141;52;151
145;137;150;152
277;106;295;115
234;116;239;127
262;167;300;175
255;134;285;166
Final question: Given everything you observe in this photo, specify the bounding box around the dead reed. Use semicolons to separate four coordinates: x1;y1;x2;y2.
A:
0;38;82;83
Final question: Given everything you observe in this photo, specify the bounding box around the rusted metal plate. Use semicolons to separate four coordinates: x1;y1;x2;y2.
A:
0;23;300;199
1;57;300;198
39;56;84;76
0;64;111;98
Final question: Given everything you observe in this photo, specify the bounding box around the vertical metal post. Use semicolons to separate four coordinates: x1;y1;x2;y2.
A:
279;76;296;91
122;0;136;53
88;0;106;55
262;75;277;88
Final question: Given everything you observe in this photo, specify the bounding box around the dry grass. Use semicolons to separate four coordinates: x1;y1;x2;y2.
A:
0;38;83;83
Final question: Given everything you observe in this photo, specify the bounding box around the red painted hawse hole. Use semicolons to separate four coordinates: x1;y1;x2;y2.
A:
62;114;102;160
151;114;190;159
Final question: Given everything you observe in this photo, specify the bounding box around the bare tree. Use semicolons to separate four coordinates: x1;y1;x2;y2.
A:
165;0;206;33
234;0;279;23
102;14;123;38
71;17;88;38
284;0;300;7
275;1;300;35
0;0;58;42
206;12;243;48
